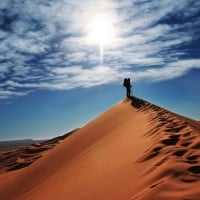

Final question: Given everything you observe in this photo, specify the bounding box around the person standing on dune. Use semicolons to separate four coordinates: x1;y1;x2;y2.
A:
123;78;132;98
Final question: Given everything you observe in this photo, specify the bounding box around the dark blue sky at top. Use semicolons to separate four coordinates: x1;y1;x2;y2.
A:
0;0;200;140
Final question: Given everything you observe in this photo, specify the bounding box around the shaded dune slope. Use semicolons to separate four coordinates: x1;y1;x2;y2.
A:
0;96;199;200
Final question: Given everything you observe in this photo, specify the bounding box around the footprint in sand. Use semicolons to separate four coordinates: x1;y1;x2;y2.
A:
172;150;187;157
182;131;192;137
165;124;188;133
187;155;199;161
7;162;31;172
188;165;200;174
179;157;200;182
161;135;180;146
181;142;191;147
180;134;195;147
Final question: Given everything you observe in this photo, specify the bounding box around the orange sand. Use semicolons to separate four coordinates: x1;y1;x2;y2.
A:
0;97;199;200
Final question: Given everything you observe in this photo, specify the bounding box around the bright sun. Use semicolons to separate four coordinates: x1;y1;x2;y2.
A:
86;15;116;65
87;16;115;46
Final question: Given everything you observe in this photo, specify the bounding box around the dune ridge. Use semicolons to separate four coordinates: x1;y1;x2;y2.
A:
0;96;199;200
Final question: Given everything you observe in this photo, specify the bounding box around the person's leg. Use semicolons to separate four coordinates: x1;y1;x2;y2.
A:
126;87;129;98
127;87;131;98
129;87;131;98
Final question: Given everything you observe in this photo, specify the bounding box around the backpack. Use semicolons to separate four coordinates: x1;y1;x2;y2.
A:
123;78;127;87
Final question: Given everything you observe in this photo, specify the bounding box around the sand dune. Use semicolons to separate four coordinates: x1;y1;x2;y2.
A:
0;130;77;174
0;97;199;200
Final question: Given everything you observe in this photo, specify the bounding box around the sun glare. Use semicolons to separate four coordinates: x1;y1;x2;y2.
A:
86;15;116;65
87;16;115;46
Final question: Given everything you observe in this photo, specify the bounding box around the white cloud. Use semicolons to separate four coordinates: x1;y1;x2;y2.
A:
50;66;82;75
0;62;12;73
134;59;200;81
0;89;31;100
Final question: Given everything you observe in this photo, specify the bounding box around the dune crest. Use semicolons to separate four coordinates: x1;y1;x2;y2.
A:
0;97;199;200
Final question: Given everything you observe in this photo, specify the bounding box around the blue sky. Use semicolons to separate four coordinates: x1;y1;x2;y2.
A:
0;0;200;140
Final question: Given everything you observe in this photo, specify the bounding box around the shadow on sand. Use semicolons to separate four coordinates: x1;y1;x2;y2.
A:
130;96;146;109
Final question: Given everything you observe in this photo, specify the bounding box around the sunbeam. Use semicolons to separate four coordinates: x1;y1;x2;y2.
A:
86;14;116;65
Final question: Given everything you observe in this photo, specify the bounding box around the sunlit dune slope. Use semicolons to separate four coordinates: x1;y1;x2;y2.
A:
0;97;199;200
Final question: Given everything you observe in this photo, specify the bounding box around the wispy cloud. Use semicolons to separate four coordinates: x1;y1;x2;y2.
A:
0;89;32;100
134;59;200;81
0;0;200;99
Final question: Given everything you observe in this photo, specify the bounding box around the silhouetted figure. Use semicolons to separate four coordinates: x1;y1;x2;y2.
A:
123;78;132;98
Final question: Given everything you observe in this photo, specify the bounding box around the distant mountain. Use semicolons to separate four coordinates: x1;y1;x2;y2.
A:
0;139;45;149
